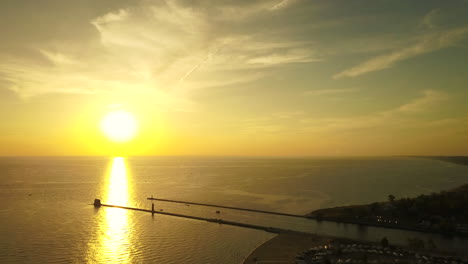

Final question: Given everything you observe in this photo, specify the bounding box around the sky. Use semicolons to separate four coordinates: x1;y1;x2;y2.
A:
1;0;468;156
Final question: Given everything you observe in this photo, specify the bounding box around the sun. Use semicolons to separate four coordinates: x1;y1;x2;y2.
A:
100;110;138;142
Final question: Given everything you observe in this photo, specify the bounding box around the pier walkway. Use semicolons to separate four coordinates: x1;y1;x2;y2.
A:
146;197;306;218
99;203;288;234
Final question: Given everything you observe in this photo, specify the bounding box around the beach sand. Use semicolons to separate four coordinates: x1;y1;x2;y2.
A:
242;231;331;264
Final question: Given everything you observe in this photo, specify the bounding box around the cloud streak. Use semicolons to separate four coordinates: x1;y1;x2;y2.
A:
235;89;453;140
396;90;447;112
334;26;468;79
303;90;450;132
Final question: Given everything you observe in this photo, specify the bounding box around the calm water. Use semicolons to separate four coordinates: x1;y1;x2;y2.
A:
1;156;467;263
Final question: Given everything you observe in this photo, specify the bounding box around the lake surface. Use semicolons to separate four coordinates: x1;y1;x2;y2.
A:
1;156;467;263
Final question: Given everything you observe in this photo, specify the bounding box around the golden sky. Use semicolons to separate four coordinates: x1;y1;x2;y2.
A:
1;0;468;156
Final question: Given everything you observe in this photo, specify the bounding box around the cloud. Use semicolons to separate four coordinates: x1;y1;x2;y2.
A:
246;48;321;66
92;9;129;25
333;26;468;79
421;9;439;29
87;0;320;90
204;37;320;71
239;110;305;134
301;90;450;133
181;72;265;91
396;90;447;112
216;0;297;21
0;0;319;102
270;0;296;11
39;50;77;66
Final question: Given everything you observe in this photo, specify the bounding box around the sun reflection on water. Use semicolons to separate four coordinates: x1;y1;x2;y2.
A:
89;157;134;263
106;157;129;205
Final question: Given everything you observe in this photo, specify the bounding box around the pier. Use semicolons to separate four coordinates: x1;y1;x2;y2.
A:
96;202;289;234
146;197;306;218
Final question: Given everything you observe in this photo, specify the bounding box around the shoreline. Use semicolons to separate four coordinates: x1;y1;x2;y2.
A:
306;183;468;237
242;231;334;264
241;234;279;263
244;176;468;263
305;215;468;237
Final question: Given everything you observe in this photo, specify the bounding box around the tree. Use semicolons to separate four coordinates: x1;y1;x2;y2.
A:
388;194;396;203
381;237;389;247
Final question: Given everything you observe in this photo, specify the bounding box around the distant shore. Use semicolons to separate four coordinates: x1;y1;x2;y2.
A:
306;184;468;237
411;156;468;166
304;156;468;236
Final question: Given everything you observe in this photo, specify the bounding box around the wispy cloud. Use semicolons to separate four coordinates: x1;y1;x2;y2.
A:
421;9;439;29
239;110;305;134
39;50;80;67
333;8;468;80
270;0;296;11
301;90;450;133
216;0;297;20
182;72;265;91
396;90;448;112
0;0;319;101
88;0;320;91
236;89;452;138
333;26;468;79
246;48;321;66
92;9;128;25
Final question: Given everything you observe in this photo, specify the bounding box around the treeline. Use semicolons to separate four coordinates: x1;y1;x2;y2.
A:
307;184;468;234
390;185;468;217
383;184;468;232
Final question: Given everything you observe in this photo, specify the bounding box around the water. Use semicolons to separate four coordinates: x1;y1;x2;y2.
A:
0;156;467;263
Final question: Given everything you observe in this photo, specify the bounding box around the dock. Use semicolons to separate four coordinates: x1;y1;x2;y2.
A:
146;197;306;218
97;202;288;234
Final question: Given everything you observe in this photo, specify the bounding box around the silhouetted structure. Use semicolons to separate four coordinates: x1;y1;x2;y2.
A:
92;202;284;234
146;197;305;218
93;199;101;208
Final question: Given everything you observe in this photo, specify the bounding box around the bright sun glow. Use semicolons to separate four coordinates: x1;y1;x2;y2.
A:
100;110;138;142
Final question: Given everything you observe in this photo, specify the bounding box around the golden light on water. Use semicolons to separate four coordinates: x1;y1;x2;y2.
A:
100;110;138;143
89;157;133;263
106;157;130;205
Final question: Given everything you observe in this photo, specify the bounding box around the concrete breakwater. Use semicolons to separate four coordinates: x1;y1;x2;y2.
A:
96;202;288;234
146;197;306;218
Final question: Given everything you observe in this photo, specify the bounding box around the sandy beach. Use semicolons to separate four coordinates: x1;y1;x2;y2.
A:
242;232;331;264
